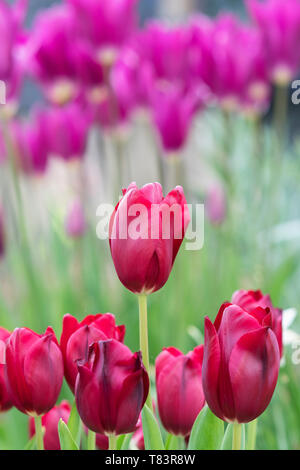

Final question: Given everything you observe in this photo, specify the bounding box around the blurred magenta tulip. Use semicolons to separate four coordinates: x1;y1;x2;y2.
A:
151;84;203;153
41;103;89;161
0;327;12;412
189;14;270;113
231;289;283;356
29;400;71;450
109;182;190;294
60;313;125;393
247;0;300;85
206;183;227;225
75;339;149;435
68;0;138;64
202;303;280;423
65;200;86;239
6;327;64;416
156;346;205;436
10;111;49;174
29;5;79;104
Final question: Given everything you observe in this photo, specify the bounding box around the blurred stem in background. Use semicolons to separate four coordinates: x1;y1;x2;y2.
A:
1;121;47;329
109;434;117;451
273;84;289;157
138;294;153;412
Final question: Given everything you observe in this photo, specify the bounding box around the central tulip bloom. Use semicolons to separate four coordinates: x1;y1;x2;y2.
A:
109;182;190;294
202;303;280;423
75;339;149;435
231;289;283;356
156;346;205;436
6;327;64;416
0;327;12;412
29;400;71;450
60;313;125;392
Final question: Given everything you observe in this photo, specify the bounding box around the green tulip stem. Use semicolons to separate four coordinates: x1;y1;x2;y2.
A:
35;415;44;451
247;419;257;450
232;422;242;450
232;423;242;450
109;434;117;451
138;294;153;413
87;429;96;450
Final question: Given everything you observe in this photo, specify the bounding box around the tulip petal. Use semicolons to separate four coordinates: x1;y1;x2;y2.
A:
229;327;280;423
202;317;224;421
23;335;64;415
60;314;79;358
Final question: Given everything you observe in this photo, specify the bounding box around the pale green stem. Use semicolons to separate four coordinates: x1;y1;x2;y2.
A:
87;429;96;450
232;422;242;450
138;294;153;412
35;415;44;451
109;434;117;451
273;84;289;154
247;419;257;450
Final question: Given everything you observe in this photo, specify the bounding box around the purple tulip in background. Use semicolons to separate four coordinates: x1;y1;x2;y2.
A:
65;200;86;240
247;0;300;85
206;183;227;225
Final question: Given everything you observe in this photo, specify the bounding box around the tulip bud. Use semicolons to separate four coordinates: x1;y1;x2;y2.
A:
6;327;64;416
0;327;12;412
29;400;71;450
75;339;149;435
109;182;190;294
156;346;205;436
60;313;125;392
65;200;86;239
202;303;280;423
231;289;283;356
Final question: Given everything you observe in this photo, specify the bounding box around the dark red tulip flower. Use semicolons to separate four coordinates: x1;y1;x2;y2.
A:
155;346;205;436
0;327;12;412
29;401;71;450
60;313;125;392
6;327;64;416
75;339;149;435
231;289;283;356
202;303;280;423
109;182;190;294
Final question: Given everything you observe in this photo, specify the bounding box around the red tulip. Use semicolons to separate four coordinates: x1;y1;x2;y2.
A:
109;182;190;294
202;303;280;423
231;289;283;356
75;339;149;435
0;327;12;412
29;401;71;450
156;346;205;436
6;327;64;416
60;313;125;392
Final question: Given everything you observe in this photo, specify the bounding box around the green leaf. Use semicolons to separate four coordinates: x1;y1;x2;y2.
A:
116;434;126;450
141;404;165;450
221;423;246;450
165;433;179;450
188;406;224;450
58;419;79;450
67;401;82;447
24;435;36;450
121;433;133;450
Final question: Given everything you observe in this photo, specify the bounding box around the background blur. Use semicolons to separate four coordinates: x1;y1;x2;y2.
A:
1;0;300;450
